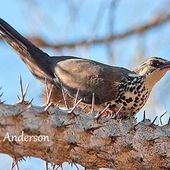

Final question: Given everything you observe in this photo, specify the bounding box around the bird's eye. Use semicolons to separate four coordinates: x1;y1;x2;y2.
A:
151;61;162;67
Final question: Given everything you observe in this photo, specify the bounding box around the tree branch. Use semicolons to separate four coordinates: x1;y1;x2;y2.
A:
0;103;169;169
1;12;170;51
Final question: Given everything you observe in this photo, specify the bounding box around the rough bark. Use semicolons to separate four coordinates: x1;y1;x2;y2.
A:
0;103;169;170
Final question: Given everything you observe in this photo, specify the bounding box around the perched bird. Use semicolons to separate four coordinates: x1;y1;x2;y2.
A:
0;18;170;118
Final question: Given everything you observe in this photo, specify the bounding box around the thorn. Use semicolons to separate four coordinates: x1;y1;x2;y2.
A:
59;121;75;128
168;117;170;125
91;93;95;113
0;87;4;104
17;75;29;104
160;112;167;125
133;122;141;130
85;125;103;134
71;163;80;170
56;164;64;170
143;110;146;121
45;161;49;170
28;98;34;105
74;88;80;106
95;103;111;120
51;163;57;170
112;104;123;119
10;158;19;170
151;116;158;126
68;98;82;114
44;103;53;112
109;135;120;143
61;83;69;109
0;92;3;98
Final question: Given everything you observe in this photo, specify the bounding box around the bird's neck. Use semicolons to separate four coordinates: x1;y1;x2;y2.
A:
144;71;166;90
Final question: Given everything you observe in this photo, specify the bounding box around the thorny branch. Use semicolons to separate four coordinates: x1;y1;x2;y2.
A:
0;102;169;170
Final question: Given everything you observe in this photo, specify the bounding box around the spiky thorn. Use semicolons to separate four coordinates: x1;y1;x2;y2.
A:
44;78;53;111
59;121;75;129
56;164;64;170
69;162;80;170
74;88;80;106
51;163;57;170
109;135;120;143
160;112;167;125
90;93;95;114
168;117;170;125
150;116;158;126
0;87;5;104
10;158;19;170
17;75;29;105
112;104;123;119
61;83;69;109
142;110;146;121
94;103;111;120
45;161;49;170
68;141;80;151
68;98;82;114
85;125;103;134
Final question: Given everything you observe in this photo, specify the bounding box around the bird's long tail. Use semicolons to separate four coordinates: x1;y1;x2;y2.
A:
0;18;54;81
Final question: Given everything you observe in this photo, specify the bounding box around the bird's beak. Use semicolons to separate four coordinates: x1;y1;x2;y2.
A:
160;61;170;70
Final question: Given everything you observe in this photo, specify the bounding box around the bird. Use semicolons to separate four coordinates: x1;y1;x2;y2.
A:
0;18;170;118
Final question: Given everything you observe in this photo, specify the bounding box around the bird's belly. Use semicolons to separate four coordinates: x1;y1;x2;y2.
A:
107;84;150;117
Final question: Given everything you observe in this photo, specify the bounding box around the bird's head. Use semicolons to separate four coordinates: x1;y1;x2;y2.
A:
134;57;170;89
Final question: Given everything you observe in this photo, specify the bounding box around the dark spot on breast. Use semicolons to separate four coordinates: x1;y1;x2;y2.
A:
133;103;137;107
134;91;137;94
135;97;139;100
130;87;135;92
132;111;136;115
129;97;133;102
137;85;142;90
123;102;127;106
138;93;141;97
131;106;135;109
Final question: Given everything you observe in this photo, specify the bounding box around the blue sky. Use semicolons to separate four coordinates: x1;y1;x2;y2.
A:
0;0;170;169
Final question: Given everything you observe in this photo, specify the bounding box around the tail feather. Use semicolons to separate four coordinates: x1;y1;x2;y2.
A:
0;18;54;81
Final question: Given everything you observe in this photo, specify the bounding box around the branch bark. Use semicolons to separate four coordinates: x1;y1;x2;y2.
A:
0;103;169;169
1;12;170;51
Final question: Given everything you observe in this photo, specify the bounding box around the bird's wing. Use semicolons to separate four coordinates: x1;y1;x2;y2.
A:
53;58;134;104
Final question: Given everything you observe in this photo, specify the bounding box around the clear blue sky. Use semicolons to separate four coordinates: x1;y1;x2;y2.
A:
0;0;170;169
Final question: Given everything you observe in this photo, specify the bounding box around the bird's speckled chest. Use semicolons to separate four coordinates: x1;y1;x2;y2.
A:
108;75;150;117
